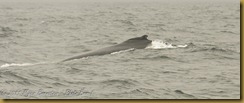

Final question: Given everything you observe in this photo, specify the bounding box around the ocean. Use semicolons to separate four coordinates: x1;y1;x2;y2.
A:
0;0;240;99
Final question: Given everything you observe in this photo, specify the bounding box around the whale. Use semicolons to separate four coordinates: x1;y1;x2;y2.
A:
61;35;152;62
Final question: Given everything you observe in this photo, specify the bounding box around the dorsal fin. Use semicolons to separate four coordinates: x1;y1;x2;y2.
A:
128;35;148;40
141;35;148;39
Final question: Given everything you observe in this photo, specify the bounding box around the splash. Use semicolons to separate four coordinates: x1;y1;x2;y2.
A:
146;40;187;49
0;62;47;68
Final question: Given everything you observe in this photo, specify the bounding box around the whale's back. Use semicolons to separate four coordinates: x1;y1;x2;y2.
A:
61;35;152;62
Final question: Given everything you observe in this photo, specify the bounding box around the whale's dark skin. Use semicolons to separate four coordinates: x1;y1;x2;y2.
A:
61;35;152;62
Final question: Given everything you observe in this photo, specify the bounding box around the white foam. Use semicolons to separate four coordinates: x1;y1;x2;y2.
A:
146;40;188;49
0;62;46;68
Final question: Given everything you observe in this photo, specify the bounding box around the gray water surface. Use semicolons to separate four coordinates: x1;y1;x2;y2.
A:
0;0;240;99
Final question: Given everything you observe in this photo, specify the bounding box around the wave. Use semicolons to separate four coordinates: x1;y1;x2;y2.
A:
138;55;173;61
146;40;188;49
114;19;135;26
100;79;139;89
220;30;236;34
0;26;17;38
150;55;171;59
189;47;238;54
101;79;138;86
174;90;197;99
